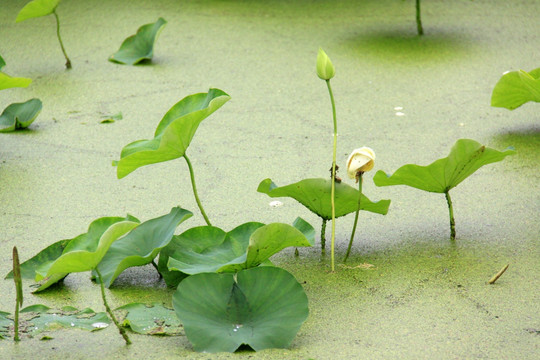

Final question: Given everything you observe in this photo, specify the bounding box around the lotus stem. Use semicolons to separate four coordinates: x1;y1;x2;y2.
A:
320;219;327;255
53;10;71;69
183;154;212;226
325;79;338;272
416;0;424;36
344;173;363;263
95;267;131;345
444;189;456;240
12;247;23;342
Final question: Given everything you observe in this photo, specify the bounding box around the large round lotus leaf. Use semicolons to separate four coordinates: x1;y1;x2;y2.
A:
109;18;167;65
257;177;390;220
172;267;309;352
0;98;42;132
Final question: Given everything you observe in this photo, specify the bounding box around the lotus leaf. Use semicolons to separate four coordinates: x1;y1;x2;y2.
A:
115;302;183;336
0;72;32;91
173;267;309;352
114;88;230;178
0;305;110;339
95;207;192;288
491;68;540;110
0;98;42;132
16;0;59;22
257;178;391;220
33;217;140;292
166;219;313;276
373;139;516;193
109;18;167;65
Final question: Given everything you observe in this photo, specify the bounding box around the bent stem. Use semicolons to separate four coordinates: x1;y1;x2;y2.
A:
53;10;71;69
344;173;363;263
95;268;131;345
444;189;456;240
320;219;327;255
183;154;212;226
416;0;424;36
326;79;338;272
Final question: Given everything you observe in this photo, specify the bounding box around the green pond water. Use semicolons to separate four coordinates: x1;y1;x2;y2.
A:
1;0;539;358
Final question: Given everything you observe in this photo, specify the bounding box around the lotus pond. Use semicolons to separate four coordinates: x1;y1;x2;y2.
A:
1;0;539;359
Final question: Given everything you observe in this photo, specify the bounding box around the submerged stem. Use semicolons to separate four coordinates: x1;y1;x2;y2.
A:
95;268;131;345
326;79;338;272
53;10;71;69
183;154;212;226
320;219;327;255
416;0;424;36
445;190;456;240
344;174;363;263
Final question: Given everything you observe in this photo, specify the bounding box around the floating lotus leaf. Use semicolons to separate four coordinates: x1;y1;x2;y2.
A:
0;305;110;339
33;216;140;292
166;219;313;276
257;178;391;220
95;207;192;288
173;267;309;352
373;139;516;193
115;302;183;336
0;98;42;132
491;67;540;110
16;0;59;22
109;18;167;65
114;88;230;178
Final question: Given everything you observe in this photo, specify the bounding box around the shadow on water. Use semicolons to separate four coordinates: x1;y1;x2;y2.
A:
341;28;473;64
491;125;540;165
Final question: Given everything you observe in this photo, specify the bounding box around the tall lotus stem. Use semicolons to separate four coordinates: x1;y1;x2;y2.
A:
344;173;363;262
416;0;424;36
95;268;131;345
53;10;71;69
445;189;456;240
184;154;212;226
12;247;23;342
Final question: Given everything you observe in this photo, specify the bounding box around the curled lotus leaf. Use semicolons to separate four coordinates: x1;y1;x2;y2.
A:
257;178;390;220
373;139;516;193
0;98;42;132
109;18;167;65
114;88;230;178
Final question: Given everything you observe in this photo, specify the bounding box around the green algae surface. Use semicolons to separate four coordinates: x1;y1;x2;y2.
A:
1;0;539;358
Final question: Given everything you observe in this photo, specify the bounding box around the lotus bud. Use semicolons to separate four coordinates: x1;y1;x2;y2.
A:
347;147;375;181
316;48;335;80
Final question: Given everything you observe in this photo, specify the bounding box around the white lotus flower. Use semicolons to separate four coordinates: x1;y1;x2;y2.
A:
346;147;375;181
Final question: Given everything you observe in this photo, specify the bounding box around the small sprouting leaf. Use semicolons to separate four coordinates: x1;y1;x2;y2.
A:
0;98;42;132
173;267;309;353
0;72;32;91
13;247;23;308
15;0;60;22
114;88;230;178
109;18;167;65
491;68;540;110
0;55;5;70
257;178;391;220
33;217;140;292
373;139;516;193
115;303;183;336
95;207;192;288
166;220;312;276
